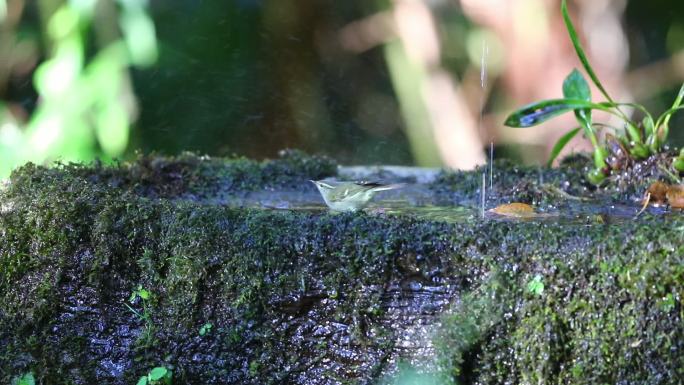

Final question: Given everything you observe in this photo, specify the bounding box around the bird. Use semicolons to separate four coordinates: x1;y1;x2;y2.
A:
310;180;403;212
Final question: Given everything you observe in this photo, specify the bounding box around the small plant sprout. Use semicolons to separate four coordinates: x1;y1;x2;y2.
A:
126;285;152;321
527;274;544;297
136;366;172;385
505;0;684;184
199;322;213;336
12;372;35;385
130;285;151;302
125;285;156;347
660;293;676;312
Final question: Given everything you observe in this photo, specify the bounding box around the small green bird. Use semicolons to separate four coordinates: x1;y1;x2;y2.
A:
310;180;403;212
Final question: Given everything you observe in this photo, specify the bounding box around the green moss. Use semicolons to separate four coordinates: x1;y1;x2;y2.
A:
434;220;684;385
5;149;336;201
1;153;684;384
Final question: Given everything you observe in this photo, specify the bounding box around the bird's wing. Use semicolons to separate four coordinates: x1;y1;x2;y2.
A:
332;186;366;201
355;181;383;188
368;183;404;192
355;181;405;191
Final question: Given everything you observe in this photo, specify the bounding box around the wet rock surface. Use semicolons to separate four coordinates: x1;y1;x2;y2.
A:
2;152;684;384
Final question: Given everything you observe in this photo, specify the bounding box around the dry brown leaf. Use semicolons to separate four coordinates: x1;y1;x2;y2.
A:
666;185;684;209
645;181;669;206
489;202;538;218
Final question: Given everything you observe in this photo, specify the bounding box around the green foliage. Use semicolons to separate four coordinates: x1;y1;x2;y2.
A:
674;149;684;171
248;360;261;377
198;323;213;336
562;69;592;103
0;0;158;178
526;274;544;297
130;285;151;302
563;69;608;180
561;70;594;149
504;99;611;128
125;285;156;347
560;0;613;104
659;293;676;312
505;0;684;183
136;366;172;385
12;372;35;385
547;127;581;167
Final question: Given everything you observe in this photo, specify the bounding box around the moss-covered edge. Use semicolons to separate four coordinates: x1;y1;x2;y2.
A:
2;152;684;385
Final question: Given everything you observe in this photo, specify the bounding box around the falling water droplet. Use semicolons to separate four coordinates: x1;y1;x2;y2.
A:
481;171;486;219
489;141;494;191
480;42;489;89
480;41;493;196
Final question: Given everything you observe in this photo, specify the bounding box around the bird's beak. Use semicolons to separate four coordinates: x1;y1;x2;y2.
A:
309;180;317;185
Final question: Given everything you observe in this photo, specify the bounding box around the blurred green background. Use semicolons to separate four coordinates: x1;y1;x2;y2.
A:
1;0;684;177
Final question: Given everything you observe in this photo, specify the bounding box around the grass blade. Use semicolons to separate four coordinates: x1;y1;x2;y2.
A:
547;127;581;167
561;0;614;103
670;82;684;110
655;104;684;131
504;99;613;127
658;82;684;139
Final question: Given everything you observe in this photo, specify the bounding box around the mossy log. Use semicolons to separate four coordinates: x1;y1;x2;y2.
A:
1;151;683;384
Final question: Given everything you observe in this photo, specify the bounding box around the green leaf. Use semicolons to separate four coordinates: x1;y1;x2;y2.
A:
660;293;676;312
547;127;581;167
673;156;684;172
199;322;213;336
593;147;608;169
654;84;684;145
562;69;591;101
655;105;684;126
136;376;148;385
644;115;659;151
138;289;150;300
625;122;644;144
16;373;35;385
527;275;544;296
504;99;611;127
643;115;656;139
629;142;650;159
562;69;596;147
148;367;168;381
668;82;684;113
561;0;614;103
586;168;606;185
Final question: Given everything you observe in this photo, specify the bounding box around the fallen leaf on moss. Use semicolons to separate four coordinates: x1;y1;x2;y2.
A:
666;185;684;209
642;181;684;209
489;203;541;218
645;181;669;206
